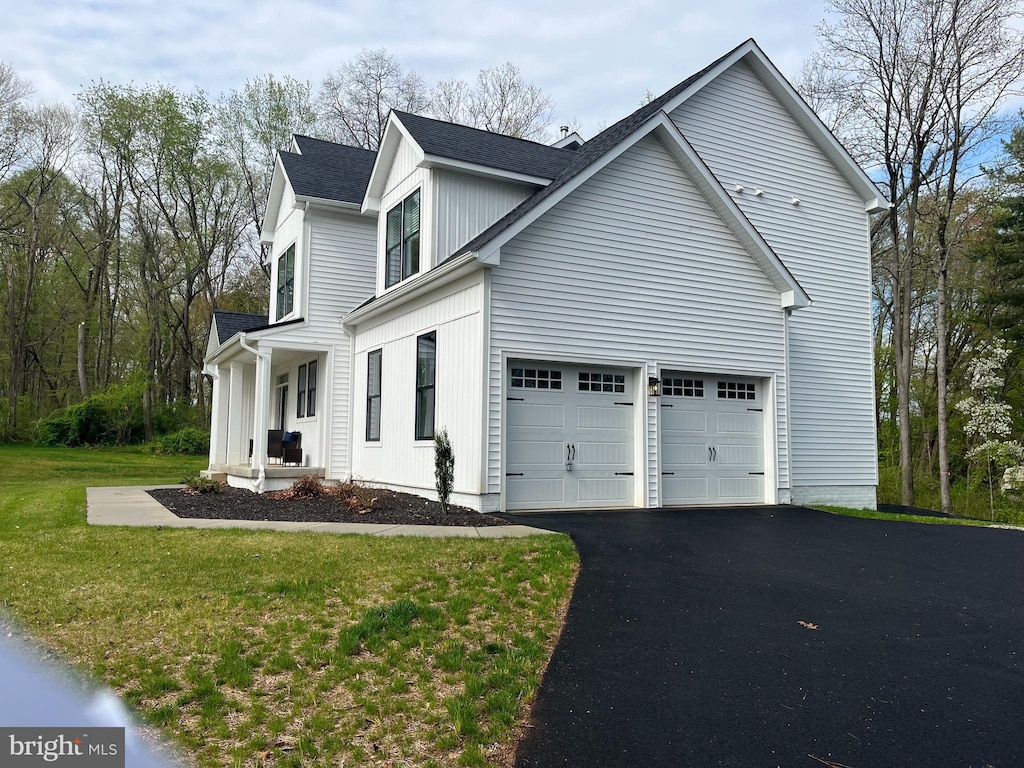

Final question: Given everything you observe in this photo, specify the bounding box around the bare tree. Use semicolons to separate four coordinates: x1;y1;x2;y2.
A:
219;75;317;278
432;62;554;141
318;48;430;150
808;0;1024;508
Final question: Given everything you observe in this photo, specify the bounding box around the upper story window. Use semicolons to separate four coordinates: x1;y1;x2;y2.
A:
385;189;420;288
275;244;295;320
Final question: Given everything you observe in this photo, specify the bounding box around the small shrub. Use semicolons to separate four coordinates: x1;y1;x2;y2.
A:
289;474;326;499
329;481;378;512
35;382;145;446
152;427;210;455
434;428;455;515
182;473;225;495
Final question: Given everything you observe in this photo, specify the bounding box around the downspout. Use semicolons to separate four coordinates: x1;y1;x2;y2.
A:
238;332;270;493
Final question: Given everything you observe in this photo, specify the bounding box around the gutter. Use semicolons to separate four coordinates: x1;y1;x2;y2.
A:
238;332;270;493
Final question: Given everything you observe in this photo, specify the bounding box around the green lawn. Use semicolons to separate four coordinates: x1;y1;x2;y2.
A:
0;445;578;767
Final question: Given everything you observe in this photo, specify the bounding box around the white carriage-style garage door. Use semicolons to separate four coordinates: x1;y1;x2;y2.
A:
660;373;766;505
505;362;636;511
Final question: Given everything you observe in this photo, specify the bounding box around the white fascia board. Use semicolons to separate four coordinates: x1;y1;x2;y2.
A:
419;155;553;187
651;114;811;309
342;253;479;328
361;114;423;215
260;155;289;246
661;40;887;213
295;196;362;213
552;131;585;149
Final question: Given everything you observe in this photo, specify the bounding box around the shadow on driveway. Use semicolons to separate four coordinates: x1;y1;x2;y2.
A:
508;506;1024;768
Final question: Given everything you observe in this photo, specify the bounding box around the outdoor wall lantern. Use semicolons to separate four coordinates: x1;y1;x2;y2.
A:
648;377;662;397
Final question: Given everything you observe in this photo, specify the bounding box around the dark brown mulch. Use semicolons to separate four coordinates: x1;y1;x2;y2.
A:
147;486;512;527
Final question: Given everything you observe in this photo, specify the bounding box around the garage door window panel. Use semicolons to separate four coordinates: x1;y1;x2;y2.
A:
511;368;562;390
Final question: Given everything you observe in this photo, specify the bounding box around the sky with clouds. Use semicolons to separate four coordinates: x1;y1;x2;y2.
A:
2;0;834;137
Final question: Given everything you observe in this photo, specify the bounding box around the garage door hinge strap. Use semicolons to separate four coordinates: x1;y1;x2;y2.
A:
747;408;763;412
748;472;765;475
614;472;634;476
507;397;525;401
614;401;634;406
662;471;675;476
506;472;524;477
661;403;673;408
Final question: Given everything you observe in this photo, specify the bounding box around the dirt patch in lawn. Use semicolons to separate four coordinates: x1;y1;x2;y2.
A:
148;485;512;527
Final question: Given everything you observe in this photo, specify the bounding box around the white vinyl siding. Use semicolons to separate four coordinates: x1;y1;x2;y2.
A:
487;134;789;508
267;208;376;479
432;170;534;262
351;275;486;504
670;61;877;493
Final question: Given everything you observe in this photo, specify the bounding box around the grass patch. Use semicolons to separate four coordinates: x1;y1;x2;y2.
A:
0;444;578;767
877;465;1024;525
811;505;1022;528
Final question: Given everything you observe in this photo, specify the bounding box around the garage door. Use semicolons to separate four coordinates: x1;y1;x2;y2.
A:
660;374;765;505
505;362;636;511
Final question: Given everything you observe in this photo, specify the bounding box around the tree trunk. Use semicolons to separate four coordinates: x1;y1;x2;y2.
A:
936;246;952;516
77;322;90;398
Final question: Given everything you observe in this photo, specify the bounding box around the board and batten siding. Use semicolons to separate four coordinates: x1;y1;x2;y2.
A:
487;134;789;508
350;274;487;507
268;186;304;323
268;208;377;480
377;138;432;291
432;170;534;261
670;60;878;501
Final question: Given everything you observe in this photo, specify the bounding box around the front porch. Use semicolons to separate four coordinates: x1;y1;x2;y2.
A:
204;325;329;493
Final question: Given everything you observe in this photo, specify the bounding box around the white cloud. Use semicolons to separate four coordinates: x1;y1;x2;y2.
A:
4;0;828;136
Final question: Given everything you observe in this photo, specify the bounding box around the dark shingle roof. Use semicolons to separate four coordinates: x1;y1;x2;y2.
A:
393;111;576;180
212;310;269;344
452;40;750;260
280;136;376;204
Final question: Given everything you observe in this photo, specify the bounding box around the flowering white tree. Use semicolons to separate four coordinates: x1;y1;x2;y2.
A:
955;339;1024;517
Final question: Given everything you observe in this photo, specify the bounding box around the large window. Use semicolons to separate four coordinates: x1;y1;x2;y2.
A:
415;332;436;440
366;350;382;441
275;244;295;320
296;359;318;418
385;190;420;288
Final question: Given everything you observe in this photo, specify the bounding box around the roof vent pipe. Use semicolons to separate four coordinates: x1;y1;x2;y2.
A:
560;126;569;138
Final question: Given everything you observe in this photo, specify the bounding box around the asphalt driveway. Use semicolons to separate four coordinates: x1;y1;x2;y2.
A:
510;507;1024;768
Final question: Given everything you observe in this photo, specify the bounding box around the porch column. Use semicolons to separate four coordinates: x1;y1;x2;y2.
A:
208;365;230;466
250;349;272;479
225;362;246;465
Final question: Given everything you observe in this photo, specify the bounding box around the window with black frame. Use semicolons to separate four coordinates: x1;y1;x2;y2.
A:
366;350;382;441
275;244;295;320
385;190;420;288
415;332;435;440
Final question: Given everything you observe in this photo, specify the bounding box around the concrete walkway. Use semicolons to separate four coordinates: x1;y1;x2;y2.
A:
86;486;555;538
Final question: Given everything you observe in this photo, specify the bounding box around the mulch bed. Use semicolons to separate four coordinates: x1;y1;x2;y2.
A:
147;486;512;527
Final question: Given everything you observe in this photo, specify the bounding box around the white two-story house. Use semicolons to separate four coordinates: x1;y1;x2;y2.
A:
203;39;884;512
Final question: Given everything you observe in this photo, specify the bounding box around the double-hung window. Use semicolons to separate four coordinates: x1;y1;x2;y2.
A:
415;332;435;440
366;350;382;441
275;244;295;320
296;359;317;418
385;190;420;288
